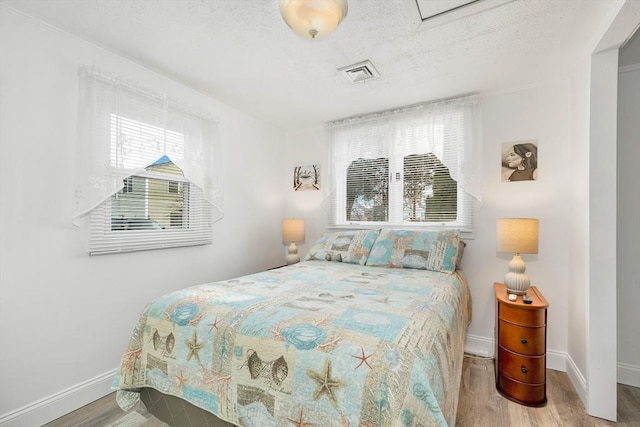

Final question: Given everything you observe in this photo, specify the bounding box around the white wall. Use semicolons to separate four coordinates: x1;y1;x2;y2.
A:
469;83;572;363
283;126;330;253
284;80;574;367
0;7;286;426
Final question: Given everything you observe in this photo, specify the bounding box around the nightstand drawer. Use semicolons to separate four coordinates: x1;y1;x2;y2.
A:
498;346;545;384
497;374;546;406
498;301;546;326
498;320;545;355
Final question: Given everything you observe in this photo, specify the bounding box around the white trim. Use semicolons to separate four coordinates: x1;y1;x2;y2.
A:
619;63;640;74
464;333;494;358
0;369;117;427
588;46;619;423
566;353;588;408
400;0;513;32
547;348;567;372
617;362;640;387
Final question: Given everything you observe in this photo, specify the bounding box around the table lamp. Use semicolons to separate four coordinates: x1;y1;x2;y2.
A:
496;218;539;295
282;218;305;265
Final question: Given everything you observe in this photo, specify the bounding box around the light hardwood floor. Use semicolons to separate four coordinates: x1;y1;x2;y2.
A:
457;355;639;426
45;356;639;427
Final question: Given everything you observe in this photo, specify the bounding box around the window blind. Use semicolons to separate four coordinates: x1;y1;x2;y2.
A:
88;176;213;255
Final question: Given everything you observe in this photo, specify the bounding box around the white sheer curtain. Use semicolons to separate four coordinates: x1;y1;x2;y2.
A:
329;95;481;201
73;66;224;225
326;94;482;227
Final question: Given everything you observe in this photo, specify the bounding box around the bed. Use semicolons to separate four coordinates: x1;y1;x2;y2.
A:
113;229;471;426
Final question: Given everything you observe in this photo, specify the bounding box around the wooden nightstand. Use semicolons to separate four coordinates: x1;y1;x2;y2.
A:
494;282;548;407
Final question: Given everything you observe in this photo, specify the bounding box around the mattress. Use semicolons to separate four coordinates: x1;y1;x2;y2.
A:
113;260;471;426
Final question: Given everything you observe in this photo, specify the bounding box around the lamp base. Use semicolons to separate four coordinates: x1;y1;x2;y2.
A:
286;242;300;265
504;253;531;295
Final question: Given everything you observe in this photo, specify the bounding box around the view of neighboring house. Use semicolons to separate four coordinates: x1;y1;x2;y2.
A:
111;155;187;230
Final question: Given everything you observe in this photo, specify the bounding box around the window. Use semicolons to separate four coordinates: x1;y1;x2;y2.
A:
168;180;180;194
122;177;133;193
328;95;481;231
74;67;223;255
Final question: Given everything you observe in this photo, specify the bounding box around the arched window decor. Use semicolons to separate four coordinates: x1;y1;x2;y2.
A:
326;94;482;232
74;66;224;254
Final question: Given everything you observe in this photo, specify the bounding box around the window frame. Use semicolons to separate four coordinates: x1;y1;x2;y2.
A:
334;159;473;231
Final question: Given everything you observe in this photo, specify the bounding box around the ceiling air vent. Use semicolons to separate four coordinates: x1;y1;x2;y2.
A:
338;60;380;84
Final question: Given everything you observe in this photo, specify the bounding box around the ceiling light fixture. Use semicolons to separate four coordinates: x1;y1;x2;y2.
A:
279;0;348;40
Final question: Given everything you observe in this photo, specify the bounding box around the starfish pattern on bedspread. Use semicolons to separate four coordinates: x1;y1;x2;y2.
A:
307;359;346;409
287;409;314;427
352;347;373;369
185;331;203;364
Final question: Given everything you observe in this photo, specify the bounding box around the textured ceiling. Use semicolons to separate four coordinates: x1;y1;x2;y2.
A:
1;0;626;130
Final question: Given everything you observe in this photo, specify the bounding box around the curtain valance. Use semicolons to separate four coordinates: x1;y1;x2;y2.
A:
328;94;482;205
73;66;223;225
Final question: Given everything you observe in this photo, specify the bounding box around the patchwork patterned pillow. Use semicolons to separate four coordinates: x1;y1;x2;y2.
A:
365;228;461;273
304;230;380;265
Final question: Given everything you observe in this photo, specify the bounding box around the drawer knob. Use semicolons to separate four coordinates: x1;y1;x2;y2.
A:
520;338;528;344
521;366;528;374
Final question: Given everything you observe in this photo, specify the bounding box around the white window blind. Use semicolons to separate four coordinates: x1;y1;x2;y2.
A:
74;67;223;254
327;95;481;231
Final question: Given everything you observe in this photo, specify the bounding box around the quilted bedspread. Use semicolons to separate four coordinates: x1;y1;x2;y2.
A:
113;260;471;426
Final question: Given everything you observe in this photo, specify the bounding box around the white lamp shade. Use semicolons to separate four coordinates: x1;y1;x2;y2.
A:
282;218;305;243
497;218;539;254
279;0;348;39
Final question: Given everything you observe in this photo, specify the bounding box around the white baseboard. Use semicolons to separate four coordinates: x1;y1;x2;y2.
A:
617;362;640;387
547;348;567;372
0;369;116;427
566;353;588;408
464;333;495;358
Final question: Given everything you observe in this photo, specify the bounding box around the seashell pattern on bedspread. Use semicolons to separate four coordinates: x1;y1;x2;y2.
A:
113;260;471;426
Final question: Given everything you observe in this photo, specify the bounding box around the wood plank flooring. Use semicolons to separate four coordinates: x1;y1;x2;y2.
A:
456;355;639;427
45;355;639;426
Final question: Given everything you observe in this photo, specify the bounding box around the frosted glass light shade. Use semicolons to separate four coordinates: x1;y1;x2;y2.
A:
497;218;539;295
279;0;348;39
